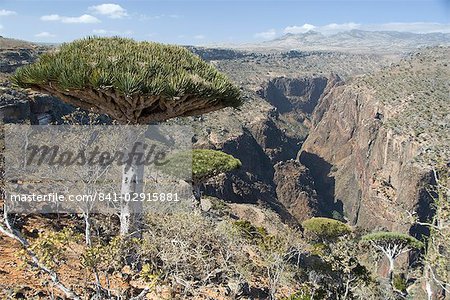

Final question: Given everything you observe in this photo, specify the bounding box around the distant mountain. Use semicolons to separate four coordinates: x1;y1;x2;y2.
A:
0;36;39;49
232;30;450;53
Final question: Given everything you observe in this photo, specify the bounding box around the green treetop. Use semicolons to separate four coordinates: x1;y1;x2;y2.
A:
12;37;242;124
362;231;423;284
362;232;424;250
302;217;352;241
159;149;241;201
191;149;242;185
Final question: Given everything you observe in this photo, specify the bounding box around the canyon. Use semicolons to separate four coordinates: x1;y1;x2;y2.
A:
0;36;448;236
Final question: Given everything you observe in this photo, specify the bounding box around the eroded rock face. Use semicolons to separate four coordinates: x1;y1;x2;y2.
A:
273;160;319;222
0;48;40;74
0;40;75;125
0;85;75;124
200;75;340;224
300;82;433;232
258;76;328;114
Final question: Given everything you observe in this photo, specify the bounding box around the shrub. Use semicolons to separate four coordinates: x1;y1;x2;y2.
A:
393;273;407;292
302;217;351;241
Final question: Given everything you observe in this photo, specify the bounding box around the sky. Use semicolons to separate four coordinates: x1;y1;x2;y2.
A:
0;0;449;45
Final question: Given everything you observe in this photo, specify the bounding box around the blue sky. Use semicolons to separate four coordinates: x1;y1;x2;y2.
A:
0;0;449;44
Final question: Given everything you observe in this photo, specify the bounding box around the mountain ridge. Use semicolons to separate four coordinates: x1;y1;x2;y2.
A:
222;29;450;53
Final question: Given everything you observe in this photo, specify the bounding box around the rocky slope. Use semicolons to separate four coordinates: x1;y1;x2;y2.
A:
0;37;73;125
299;47;449;233
195;75;343;224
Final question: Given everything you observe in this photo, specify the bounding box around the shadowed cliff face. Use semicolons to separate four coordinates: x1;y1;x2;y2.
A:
201;75;341;223
299;48;449;232
258;77;328;114
299;78;435;232
0;42;75;125
273;160;320;222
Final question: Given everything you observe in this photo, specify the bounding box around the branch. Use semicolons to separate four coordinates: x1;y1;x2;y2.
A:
129;287;150;300
0;206;81;300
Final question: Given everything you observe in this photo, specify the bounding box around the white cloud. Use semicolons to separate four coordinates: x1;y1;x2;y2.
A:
41;14;61;21
0;9;17;16
321;22;361;34
93;29;133;35
41;14;100;24
89;3;128;19
0;24;3;30
35;32;56;38
284;24;316;34
254;29;277;39
93;29;108;34
193;34;205;40
139;14;180;21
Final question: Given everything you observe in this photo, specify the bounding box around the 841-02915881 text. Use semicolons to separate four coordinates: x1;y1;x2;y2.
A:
99;192;180;202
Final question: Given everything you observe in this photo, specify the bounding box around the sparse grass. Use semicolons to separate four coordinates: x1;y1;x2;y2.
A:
355;47;450;164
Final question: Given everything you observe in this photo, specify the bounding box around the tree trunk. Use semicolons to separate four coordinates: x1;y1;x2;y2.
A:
83;212;92;246
119;141;144;238
343;278;350;300
388;256;395;283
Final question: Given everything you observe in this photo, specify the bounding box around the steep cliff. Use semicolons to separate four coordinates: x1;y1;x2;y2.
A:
300;47;449;232
199;75;342;223
0;38;74;124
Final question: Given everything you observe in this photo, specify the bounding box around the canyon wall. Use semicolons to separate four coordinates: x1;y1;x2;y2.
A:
299;83;433;232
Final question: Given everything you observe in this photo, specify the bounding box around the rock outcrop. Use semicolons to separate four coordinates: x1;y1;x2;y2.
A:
273;160;319;222
257;76;329;116
0;83;75;124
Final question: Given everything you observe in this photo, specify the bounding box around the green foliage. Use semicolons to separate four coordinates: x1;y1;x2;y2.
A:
282;286;313;300
160;149;241;183
232;219;289;254
81;236;127;271
12;37;242;108
393;273;407;292
362;232;424;249
140;263;160;288
192;149;241;182
310;242;328;256
233;220;269;242
302;217;351;241
27;228;81;268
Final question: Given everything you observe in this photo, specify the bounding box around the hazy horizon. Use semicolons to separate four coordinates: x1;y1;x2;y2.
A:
0;0;449;45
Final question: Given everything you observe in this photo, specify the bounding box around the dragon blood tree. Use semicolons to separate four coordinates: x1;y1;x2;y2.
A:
362;232;423;283
302;217;352;243
12;37;242;236
160;149;242;203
